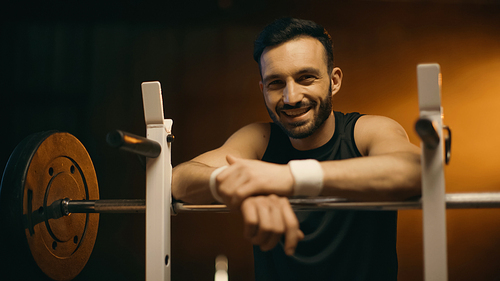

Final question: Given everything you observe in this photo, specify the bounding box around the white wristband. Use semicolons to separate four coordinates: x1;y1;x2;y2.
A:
209;166;228;203
288;159;324;197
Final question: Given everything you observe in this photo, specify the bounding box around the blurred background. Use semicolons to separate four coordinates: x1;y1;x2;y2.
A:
1;0;500;280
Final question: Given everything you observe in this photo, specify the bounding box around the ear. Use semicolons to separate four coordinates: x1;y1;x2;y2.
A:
259;80;264;93
330;67;343;96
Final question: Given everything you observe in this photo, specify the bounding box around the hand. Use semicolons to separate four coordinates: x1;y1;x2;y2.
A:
240;195;304;256
216;154;294;209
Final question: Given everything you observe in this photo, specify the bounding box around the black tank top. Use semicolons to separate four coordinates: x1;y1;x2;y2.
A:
254;111;398;281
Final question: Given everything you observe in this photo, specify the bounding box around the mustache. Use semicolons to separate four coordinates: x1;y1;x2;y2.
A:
277;100;317;111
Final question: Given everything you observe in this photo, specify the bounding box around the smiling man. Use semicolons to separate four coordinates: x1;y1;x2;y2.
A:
260;36;338;148
172;18;421;280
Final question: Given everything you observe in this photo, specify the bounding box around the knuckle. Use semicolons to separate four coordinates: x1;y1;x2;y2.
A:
278;196;290;205
245;218;258;227
264;225;283;235
274;225;285;235
240;198;252;209
259;224;272;233
235;188;246;199
287;220;299;230
255;195;267;204
268;194;279;201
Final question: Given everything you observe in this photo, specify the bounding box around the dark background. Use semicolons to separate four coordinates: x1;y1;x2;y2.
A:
1;0;500;280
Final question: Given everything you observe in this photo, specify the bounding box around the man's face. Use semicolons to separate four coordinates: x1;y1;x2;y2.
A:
259;36;338;139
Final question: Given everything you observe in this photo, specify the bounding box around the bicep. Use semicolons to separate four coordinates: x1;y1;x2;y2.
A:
190;123;270;167
355;115;420;157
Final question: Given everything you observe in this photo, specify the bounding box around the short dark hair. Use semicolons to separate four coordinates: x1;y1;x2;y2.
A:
253;18;334;74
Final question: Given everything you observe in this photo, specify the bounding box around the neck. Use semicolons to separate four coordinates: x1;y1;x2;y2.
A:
289;112;336;151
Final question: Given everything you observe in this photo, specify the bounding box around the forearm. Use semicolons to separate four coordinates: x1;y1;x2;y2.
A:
320;151;421;201
172;161;216;204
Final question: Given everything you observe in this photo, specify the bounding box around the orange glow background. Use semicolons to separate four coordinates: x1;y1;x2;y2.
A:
167;3;500;280
1;1;499;280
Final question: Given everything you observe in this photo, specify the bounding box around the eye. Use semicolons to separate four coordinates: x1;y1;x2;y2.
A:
298;75;316;83
267;80;284;89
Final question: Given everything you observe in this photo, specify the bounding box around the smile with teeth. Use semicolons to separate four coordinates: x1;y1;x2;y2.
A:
281;107;311;117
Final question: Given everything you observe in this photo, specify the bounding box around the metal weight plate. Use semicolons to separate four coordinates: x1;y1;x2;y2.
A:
0;131;99;281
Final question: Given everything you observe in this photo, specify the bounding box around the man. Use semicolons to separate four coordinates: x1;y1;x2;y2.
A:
172;18;421;280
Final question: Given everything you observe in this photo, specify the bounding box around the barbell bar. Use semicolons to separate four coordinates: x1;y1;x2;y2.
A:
42;192;500;219
1;125;494;281
1;69;498;281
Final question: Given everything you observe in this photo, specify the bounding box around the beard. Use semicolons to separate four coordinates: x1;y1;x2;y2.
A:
266;84;333;139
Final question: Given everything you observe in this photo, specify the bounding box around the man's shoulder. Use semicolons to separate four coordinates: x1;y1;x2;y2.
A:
354;115;412;156
356;114;401;127
355;115;407;138
223;122;271;160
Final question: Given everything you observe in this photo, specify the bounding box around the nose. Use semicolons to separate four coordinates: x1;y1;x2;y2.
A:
283;81;303;105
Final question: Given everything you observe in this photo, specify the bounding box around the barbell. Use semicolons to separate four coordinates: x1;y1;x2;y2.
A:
0;128;177;280
1;129;500;281
1;66;499;281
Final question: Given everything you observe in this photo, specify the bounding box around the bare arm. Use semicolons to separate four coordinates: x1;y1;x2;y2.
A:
320;115;421;201
172;123;304;255
172;122;304;255
171;122;270;204
215;115;421;206
172;115;420;255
